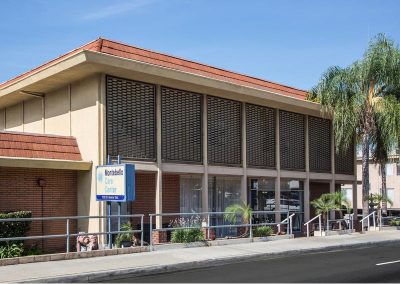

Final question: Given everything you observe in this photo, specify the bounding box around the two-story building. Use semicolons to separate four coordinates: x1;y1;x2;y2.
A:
0;38;357;250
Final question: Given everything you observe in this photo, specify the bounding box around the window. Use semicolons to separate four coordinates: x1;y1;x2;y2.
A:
397;164;400;176
341;188;353;204
386;164;394;176
387;188;394;208
180;175;203;213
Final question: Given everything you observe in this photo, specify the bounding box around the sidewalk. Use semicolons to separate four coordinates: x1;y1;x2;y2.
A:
1;231;400;283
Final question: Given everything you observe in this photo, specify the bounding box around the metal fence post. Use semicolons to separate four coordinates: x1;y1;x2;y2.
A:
286;212;290;236
249;213;253;240
149;215;153;251
207;214;211;240
66;218;70;253
107;204;112;248
140;215;144;247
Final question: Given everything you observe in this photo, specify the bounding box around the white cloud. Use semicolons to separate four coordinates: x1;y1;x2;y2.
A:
81;0;155;21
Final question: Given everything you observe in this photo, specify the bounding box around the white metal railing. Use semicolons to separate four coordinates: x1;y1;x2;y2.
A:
304;214;322;237
327;214;354;232
277;213;295;235
360;211;376;232
0;214;144;253
148;210;292;251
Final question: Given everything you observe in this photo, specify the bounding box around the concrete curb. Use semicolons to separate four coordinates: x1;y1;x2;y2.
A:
21;239;400;283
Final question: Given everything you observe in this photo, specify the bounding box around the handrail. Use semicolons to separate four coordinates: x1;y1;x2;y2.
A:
148;210;291;250
0;214;145;253
304;214;322;237
277;213;295;235
327;214;354;231
359;211;376;232
304;214;321;225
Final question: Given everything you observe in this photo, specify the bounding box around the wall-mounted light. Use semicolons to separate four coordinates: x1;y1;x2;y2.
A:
37;178;46;187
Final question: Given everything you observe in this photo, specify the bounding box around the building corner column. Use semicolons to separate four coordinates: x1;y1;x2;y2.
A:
304;115;310;222
155;85;163;229
202;94;209;213
275;109;281;222
241;102;247;204
330;120;336;220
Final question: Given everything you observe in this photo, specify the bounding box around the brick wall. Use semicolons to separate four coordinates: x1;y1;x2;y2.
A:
129;172;156;224
0;167;77;253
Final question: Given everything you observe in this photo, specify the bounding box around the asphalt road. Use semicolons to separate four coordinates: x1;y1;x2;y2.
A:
106;244;400;283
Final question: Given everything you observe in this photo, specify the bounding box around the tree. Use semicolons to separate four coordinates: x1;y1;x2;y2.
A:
332;191;351;218
309;34;400;218
224;202;252;237
311;193;336;230
367;193;393;226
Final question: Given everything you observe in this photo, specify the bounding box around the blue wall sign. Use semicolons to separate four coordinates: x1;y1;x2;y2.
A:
96;164;135;202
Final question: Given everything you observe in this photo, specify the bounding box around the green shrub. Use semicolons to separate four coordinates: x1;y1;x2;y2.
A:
389;219;400;226
252;226;273;237
115;222;134;248
0;243;23;259
0;211;32;258
0;211;32;241
171;228;204;243
169;216;204;244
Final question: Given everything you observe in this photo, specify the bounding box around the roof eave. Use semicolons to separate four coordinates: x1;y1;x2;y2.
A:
0;156;92;171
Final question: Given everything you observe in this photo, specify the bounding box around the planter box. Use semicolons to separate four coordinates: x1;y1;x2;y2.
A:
313;229;355;236
253;234;294;242
153;234;294;251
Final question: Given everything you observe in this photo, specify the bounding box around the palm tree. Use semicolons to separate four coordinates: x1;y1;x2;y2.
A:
309;34;400;218
368;193;393;226
311;193;336;231
332;191;351;218
224;202;252;237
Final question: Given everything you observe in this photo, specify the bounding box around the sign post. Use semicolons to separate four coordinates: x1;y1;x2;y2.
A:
96;157;135;248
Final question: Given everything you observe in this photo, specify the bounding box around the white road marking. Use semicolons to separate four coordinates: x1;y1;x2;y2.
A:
376;260;400;266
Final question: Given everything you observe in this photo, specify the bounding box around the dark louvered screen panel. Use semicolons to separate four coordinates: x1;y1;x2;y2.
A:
246;103;275;168
208;96;241;166
161;87;202;163
280;110;305;171
309;116;331;173
335;139;355;175
106;76;156;161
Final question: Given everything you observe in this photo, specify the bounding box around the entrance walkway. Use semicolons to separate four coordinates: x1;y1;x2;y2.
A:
1;232;399;283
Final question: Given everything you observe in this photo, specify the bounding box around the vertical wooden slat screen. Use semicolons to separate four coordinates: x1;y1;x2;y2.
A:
246;103;275;168
207;96;242;166
106;76;156;161
335;139;355;175
161;87;202;163
309;116;331;173
279;110;305;171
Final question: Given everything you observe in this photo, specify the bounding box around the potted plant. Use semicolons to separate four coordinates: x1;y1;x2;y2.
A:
224;202;252;237
115;222;134;248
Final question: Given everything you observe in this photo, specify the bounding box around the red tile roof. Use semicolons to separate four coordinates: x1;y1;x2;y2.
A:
0;38;307;100
0;131;82;161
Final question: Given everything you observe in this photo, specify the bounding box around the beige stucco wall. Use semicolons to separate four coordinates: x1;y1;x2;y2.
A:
45;87;70;136
5;103;23;131
24;97;43;133
0;75;102;233
0;109;5;129
356;161;400;209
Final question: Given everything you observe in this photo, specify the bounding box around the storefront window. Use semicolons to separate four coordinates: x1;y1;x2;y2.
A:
180;175;202;213
280;179;304;231
249;178;275;211
208;176;242;237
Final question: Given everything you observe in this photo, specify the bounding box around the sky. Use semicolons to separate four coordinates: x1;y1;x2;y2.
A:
0;0;399;90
